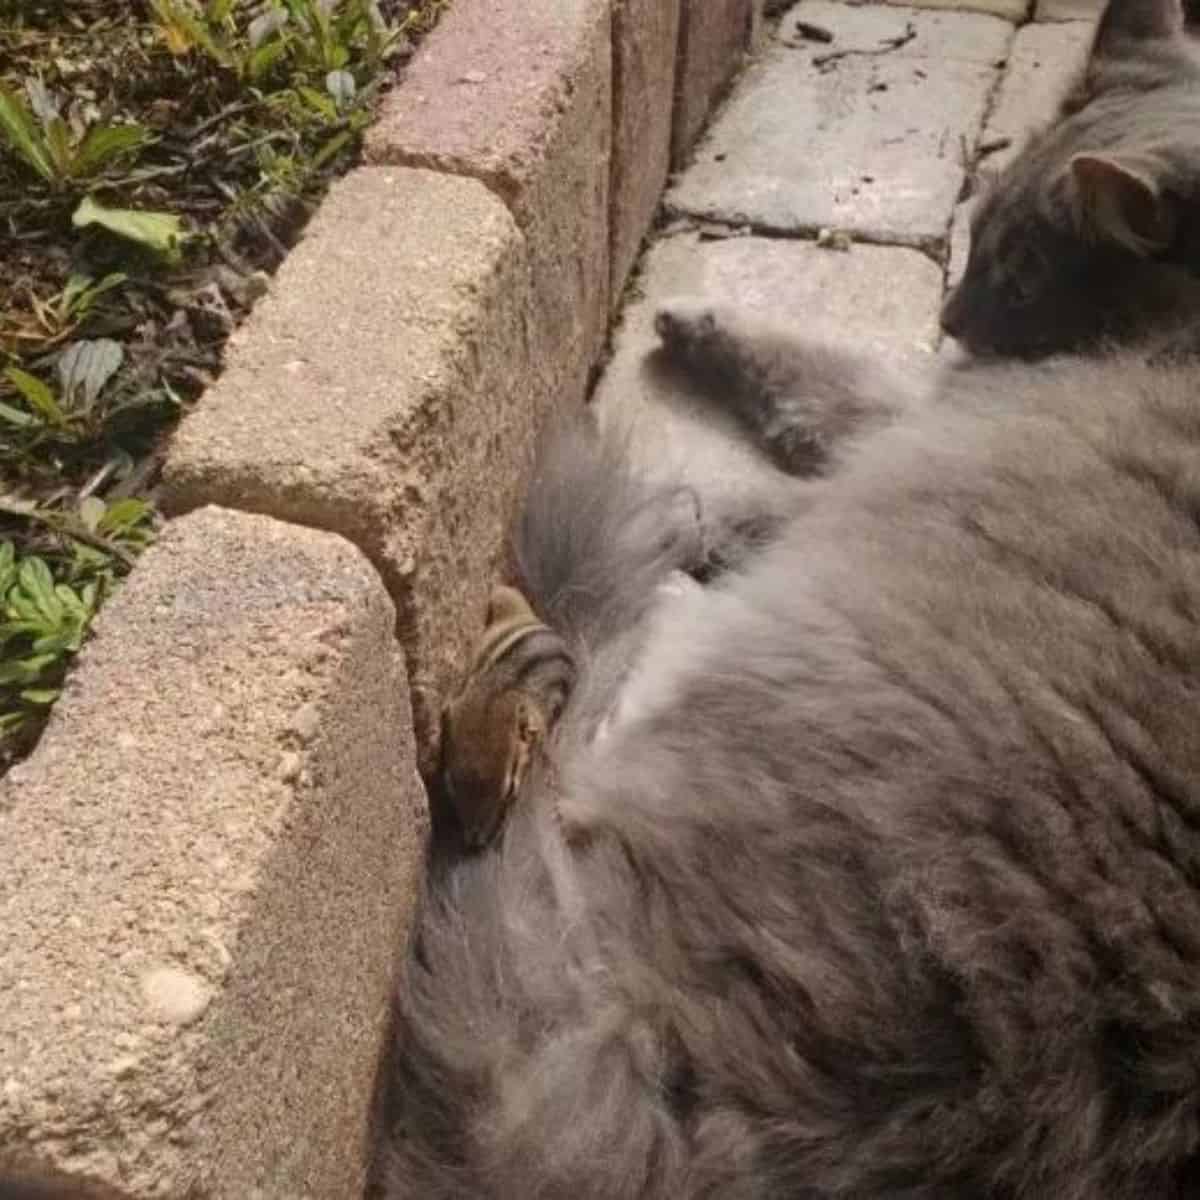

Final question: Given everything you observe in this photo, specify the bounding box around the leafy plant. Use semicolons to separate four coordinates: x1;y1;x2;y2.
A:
0;81;150;188
79;496;156;555
262;76;372;171
0;542;99;733
276;0;401;80
72;195;189;262
3;274;129;353
0;338;125;441
0;493;155;739
0;493;156;565
150;0;403;91
149;0;289;82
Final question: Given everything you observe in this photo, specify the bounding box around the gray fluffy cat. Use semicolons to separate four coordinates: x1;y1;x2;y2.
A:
942;0;1200;357
380;1;1200;1196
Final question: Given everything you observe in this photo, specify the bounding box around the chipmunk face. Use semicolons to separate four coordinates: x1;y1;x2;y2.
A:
440;689;547;849
437;585;575;851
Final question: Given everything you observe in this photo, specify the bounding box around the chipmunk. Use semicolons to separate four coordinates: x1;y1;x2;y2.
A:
437;584;577;850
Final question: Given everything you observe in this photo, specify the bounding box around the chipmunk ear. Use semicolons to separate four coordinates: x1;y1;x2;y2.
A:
487;584;535;627
1067;153;1177;255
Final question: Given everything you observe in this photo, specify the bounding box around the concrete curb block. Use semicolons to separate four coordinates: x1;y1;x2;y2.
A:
161;166;535;771
879;0;1027;22
0;508;428;1199
1035;0;1102;20
673;0;754;167
3;0;761;1193
612;0;683;305
364;0;614;412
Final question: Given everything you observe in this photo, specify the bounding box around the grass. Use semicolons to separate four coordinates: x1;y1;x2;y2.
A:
0;0;448;771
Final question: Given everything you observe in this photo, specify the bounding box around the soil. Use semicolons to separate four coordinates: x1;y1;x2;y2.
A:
0;0;444;767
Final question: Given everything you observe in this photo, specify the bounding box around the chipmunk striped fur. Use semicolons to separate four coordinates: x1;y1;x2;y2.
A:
437;584;576;850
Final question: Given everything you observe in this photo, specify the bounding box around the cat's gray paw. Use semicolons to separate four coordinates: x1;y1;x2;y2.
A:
654;297;721;359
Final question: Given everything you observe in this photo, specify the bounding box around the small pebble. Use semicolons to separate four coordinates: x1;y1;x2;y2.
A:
816;228;853;252
291;702;321;743
140;965;212;1027
277;751;302;783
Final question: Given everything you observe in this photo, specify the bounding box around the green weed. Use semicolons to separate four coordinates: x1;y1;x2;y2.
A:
0;79;150;188
0;494;154;741
1;338;124;446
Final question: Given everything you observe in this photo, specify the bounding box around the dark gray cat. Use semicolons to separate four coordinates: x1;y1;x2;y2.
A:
634;0;1200;478
942;0;1200;357
380;2;1200;1196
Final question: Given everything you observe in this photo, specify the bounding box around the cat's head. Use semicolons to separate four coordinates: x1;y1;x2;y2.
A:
940;0;1200;357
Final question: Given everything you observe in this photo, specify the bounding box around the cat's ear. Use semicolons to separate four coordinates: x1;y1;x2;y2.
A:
1091;0;1183;56
1068;153;1177;255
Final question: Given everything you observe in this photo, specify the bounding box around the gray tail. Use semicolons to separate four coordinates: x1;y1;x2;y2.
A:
514;417;705;648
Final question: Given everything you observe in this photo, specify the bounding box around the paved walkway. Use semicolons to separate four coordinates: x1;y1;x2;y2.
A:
592;0;1098;502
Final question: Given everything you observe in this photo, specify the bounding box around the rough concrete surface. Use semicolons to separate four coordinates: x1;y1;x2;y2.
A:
673;0;754;165
1036;0;1101;19
668;2;1013;246
163;168;534;770
611;0;682;305
592;230;942;505
979;20;1095;170
366;0;612;411
0;507;427;1199
880;0;1026;23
